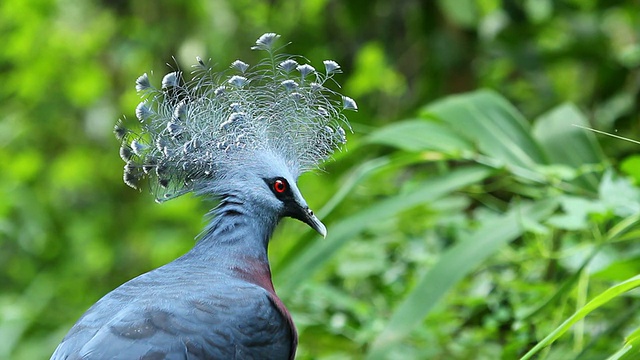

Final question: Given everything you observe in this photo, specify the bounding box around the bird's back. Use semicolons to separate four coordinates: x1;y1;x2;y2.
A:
52;258;294;359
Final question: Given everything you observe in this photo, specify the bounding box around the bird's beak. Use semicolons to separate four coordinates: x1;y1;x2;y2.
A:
286;199;327;238
300;207;327;238
286;185;327;238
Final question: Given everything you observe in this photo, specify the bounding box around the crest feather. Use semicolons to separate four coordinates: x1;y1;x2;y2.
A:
117;33;356;202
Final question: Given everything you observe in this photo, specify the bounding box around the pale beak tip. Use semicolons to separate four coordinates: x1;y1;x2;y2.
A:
319;224;327;238
309;212;327;238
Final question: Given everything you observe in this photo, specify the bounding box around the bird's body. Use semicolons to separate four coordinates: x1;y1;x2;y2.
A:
53;186;296;359
52;34;355;359
54;267;294;359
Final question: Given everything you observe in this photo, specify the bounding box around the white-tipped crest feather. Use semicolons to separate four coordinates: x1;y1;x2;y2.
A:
117;33;356;202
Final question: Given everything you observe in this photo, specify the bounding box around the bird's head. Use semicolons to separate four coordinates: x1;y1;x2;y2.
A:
116;33;355;237
210;150;326;237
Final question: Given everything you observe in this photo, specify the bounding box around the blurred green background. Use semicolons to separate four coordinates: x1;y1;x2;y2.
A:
2;0;640;359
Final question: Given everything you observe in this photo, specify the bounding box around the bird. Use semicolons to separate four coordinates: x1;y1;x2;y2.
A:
52;33;357;360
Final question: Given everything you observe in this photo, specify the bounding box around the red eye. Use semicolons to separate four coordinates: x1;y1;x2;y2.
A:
273;179;287;194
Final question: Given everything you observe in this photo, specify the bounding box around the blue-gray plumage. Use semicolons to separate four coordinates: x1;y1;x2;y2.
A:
52;33;355;359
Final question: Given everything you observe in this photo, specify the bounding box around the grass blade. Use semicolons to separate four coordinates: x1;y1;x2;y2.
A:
520;274;640;360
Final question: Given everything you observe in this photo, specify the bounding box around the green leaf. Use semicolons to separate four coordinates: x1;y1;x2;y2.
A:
367;198;559;359
366;119;472;153
532;103;607;192
422;89;548;179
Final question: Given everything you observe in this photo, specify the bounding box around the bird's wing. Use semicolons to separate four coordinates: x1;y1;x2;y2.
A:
52;282;292;360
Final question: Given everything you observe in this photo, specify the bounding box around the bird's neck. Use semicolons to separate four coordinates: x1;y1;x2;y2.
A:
187;193;280;293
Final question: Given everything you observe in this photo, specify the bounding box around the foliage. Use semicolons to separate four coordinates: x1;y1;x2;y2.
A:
1;1;639;359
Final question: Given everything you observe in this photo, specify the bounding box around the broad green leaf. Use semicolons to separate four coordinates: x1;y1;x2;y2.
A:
366;119;472;153
367;198;559;359
276;165;493;296
422;89;547;174
532;103;607;192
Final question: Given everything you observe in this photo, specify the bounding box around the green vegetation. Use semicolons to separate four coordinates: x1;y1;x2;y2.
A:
1;1;639;359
